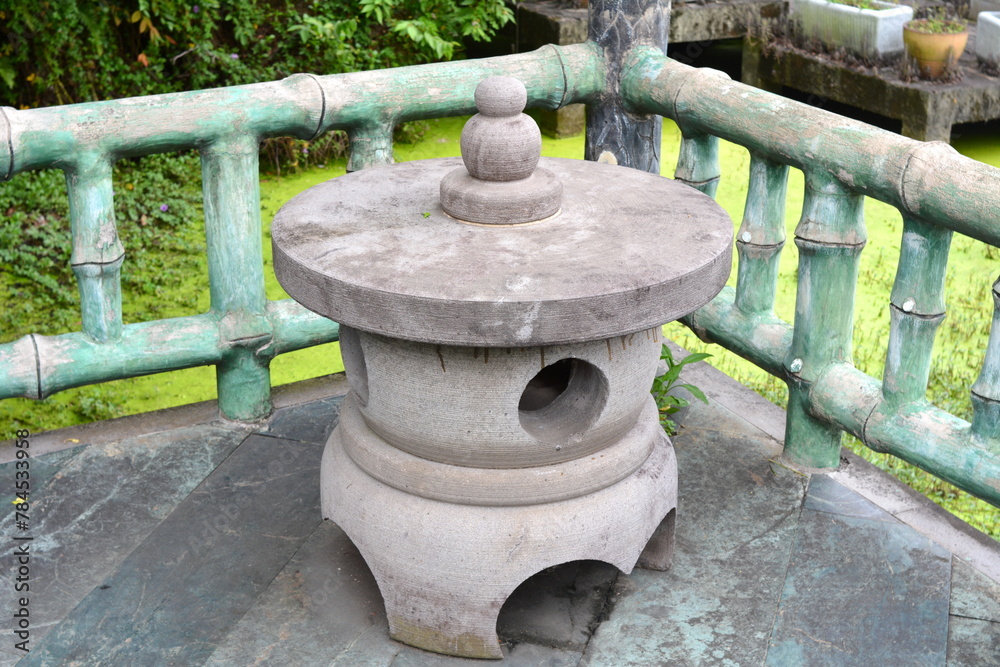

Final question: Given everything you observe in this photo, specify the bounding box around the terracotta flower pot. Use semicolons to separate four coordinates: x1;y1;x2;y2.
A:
903;21;970;79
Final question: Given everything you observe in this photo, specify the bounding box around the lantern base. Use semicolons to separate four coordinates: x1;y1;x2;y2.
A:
320;393;677;659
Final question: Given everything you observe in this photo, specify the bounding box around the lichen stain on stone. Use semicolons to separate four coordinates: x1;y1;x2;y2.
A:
389;615;502;659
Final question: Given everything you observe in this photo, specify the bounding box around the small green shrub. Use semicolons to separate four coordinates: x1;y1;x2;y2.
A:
651;346;711;436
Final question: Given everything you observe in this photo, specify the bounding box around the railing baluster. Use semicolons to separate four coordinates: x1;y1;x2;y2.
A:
734;155;788;316
201;135;272;421
347;125;395;172
674;132;720;198
882;215;952;405
971;277;1000;445
784;170;866;468
65;155;123;343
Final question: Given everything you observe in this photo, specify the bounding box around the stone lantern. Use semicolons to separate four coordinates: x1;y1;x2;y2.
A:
272;76;732;659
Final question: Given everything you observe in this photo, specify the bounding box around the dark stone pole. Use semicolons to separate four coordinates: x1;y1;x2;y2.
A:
585;0;670;173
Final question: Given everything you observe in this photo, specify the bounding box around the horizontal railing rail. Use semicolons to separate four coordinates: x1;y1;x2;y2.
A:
622;48;1000;507
0;43;604;421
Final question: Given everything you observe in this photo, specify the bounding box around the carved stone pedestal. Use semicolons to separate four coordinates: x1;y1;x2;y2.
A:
272;77;732;659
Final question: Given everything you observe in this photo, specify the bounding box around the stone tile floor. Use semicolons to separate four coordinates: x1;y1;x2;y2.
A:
0;361;997;665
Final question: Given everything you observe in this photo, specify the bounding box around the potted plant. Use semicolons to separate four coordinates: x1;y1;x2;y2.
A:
790;0;914;59
903;10;969;79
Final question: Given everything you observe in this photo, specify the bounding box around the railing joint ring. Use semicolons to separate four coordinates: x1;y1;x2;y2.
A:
301;73;327;141
29;334;42;401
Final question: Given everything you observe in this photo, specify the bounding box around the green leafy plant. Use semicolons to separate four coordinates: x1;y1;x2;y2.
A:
650;346;711;435
907;6;967;33
828;0;885;10
1;0;514;111
907;17;967;34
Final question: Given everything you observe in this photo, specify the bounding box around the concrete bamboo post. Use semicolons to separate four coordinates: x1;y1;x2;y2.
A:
784;170;866;469
585;0;669;172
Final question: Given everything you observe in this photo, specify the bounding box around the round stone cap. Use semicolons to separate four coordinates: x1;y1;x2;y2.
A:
272;157;733;346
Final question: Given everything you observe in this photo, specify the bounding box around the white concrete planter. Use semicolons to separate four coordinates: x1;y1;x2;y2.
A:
791;0;914;59
977;11;1000;67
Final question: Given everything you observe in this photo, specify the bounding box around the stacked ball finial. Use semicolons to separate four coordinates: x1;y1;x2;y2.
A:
440;76;562;225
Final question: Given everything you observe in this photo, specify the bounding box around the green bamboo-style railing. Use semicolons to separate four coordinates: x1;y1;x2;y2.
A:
0;44;604;420
622;47;1000;505
1;22;998;509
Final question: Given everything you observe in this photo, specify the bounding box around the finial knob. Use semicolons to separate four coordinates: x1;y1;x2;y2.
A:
474;76;527;117
440;76;562;225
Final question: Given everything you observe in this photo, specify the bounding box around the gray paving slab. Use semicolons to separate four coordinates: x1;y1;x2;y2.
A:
19;433;323;666
951;557;1000;623
948;557;1000;665
581;428;807;666
2;372;994;666
0;423;249;663
391;642;582;666
0;445;84;524
946;616;1000;666
804;474;899;523
258;394;343;445
206;519;395;665
766;509;952;666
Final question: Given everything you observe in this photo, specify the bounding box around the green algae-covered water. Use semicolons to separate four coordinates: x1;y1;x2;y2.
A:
4;116;997;535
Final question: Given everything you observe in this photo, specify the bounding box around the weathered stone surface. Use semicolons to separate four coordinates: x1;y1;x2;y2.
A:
948;559;1000;663
767;509;951;665
272;157;732;347
351;330;661;470
977;11;1000;67
322;403;677;659
581;429;807;665
208;522;620;665
947;617;1000;665
743;39;1000;143
804;473;901;522
392;642;584;666
441;78;564;225
791;0;913;59
258;394;343;445
20;434;322;666
0;424;248;659
3;382;996;664
205;520;396;665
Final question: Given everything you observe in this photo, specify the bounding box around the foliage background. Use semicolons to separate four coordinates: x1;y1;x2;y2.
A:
1;0;513;108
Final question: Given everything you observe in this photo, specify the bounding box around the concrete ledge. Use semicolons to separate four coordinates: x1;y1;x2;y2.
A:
0;373;350;463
